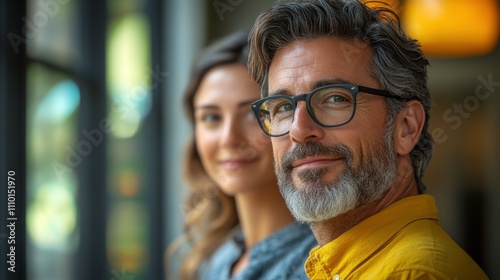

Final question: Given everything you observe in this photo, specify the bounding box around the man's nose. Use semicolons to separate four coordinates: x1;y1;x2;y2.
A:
289;101;324;144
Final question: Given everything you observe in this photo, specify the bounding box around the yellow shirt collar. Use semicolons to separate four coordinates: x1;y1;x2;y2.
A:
305;194;439;278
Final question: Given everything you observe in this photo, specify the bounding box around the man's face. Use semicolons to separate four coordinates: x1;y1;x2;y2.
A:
268;37;398;223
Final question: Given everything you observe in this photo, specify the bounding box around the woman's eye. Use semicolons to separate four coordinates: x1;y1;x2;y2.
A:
245;110;256;121
200;113;220;123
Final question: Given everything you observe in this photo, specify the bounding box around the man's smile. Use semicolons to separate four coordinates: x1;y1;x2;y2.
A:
291;156;343;171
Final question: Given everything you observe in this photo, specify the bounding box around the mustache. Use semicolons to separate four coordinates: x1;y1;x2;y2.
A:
279;142;353;172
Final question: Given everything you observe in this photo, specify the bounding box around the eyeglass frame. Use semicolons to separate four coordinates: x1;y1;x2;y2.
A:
251;83;409;137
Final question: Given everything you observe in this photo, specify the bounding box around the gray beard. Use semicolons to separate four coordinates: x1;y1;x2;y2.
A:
275;125;397;223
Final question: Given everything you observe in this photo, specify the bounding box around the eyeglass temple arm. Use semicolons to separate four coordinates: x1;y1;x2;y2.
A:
358;85;410;101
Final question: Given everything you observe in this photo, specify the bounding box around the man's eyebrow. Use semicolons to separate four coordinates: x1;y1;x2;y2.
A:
313;78;352;89
268;78;354;97
268;89;292;97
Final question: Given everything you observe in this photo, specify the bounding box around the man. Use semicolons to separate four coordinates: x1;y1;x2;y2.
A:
248;0;487;279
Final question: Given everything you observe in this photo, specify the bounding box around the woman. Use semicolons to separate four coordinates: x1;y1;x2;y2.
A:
169;30;316;280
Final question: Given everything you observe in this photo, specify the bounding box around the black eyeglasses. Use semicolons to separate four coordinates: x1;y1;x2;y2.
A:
251;83;406;137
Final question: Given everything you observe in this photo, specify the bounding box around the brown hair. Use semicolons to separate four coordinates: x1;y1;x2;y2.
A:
167;30;249;280
248;0;432;193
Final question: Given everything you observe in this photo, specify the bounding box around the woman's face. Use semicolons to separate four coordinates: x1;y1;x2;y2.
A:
194;63;277;196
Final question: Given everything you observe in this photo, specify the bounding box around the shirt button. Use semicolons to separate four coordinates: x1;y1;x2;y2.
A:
333;274;340;280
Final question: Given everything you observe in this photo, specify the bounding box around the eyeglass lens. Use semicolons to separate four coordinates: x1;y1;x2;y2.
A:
257;86;355;136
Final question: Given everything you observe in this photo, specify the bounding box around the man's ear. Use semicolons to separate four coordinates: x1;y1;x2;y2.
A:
394;100;425;156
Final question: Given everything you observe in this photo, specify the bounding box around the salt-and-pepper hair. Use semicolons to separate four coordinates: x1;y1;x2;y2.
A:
248;0;432;193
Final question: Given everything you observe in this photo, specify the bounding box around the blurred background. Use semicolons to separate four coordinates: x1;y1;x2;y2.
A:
0;0;499;279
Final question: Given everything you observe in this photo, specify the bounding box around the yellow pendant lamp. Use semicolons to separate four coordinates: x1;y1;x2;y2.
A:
402;0;500;57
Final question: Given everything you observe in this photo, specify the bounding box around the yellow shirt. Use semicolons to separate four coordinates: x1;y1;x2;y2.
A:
305;194;488;279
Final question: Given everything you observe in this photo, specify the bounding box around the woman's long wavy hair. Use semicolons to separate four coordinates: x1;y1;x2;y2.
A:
167;30;250;280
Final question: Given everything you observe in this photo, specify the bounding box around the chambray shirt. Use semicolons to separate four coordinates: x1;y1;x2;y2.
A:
200;222;316;280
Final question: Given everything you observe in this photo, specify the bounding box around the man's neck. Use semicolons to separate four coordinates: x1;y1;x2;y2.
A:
310;200;382;246
310;170;419;246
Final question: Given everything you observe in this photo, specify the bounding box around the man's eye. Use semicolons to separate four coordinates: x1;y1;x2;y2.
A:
276;102;293;113
327;95;348;103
